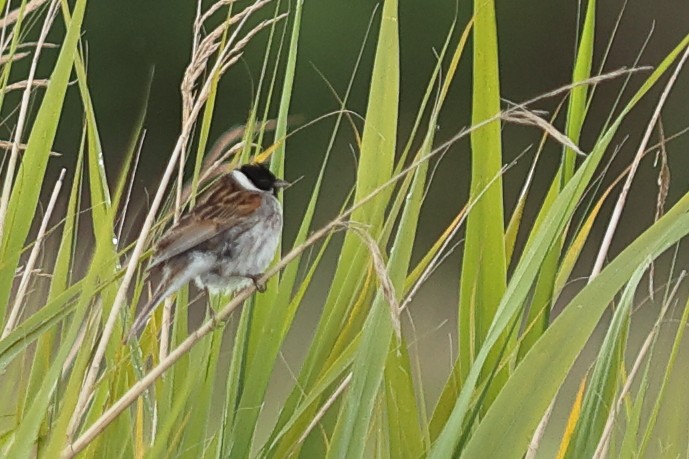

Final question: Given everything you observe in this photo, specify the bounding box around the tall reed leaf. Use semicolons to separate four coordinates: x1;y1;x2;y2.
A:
457;0;507;408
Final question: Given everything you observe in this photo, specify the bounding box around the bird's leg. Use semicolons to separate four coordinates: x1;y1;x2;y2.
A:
247;274;266;293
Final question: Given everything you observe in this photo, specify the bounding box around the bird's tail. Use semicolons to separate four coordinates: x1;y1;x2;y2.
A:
125;263;194;341
125;286;167;342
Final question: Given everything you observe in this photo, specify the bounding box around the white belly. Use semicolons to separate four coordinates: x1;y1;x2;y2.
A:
195;197;282;294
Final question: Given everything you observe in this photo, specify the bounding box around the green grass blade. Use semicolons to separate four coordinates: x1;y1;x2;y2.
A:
564;0;595;181
0;282;82;370
21;134;86;449
270;0;302;176
266;12;379;451
41;306;102;457
376;42;475;451
566;260;635;458
6;303;90;458
457;0;507;407
172;330;221;458
267;339;358;455
384;341;424;458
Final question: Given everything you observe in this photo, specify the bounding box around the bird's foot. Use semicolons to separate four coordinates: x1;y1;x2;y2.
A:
225;272;267;293
247;274;266;293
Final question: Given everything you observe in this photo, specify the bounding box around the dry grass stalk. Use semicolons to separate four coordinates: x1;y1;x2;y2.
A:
0;0;50;28
590;44;689;279
0;139;61;156
2;168;65;337
348;223;402;339
0;50;29;64
296;373;353;449
3;78;50;92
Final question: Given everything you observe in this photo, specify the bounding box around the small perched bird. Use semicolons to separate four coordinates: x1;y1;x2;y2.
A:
127;163;288;340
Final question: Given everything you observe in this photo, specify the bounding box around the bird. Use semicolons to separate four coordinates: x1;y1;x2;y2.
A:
127;162;288;340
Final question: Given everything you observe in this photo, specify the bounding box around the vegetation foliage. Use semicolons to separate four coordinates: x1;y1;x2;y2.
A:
0;0;688;457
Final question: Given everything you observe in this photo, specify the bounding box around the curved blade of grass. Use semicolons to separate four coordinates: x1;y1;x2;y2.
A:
266;336;359;455
358;13;473;454
505;100;565;267
23;131;84;404
590;275;681;458
6;301;90;458
505;148;540;267
252;1;285;161
566;258;636;458
0;281;82;370
384;339;423;459
41;302;103;457
457;0;507;409
379;16;457;244
219;299;254;456
170;329;221;457
336;9;471;458
382;15;471;247
147;359;198;458
270;0;300;176
563;0;595;182
554;175;614;296
379;131;448;459
260;229;346;456
60;17;139;441
404;209;464;295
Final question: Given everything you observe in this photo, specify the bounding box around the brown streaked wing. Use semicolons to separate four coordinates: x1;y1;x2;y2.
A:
149;218;222;269
197;188;263;221
149;183;263;269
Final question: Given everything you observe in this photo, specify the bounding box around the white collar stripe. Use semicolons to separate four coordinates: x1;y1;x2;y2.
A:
232;169;261;191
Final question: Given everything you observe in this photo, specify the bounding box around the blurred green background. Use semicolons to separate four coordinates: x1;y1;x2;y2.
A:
7;0;689;452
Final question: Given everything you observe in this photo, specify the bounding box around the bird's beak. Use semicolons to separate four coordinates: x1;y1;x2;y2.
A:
274;178;290;189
